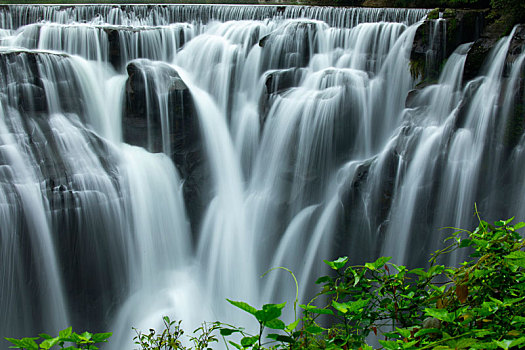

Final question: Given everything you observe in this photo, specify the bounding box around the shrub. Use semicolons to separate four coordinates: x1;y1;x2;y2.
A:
219;214;525;349
5;328;111;350
6;214;524;349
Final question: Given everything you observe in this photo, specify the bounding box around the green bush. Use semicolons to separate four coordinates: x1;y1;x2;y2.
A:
205;215;525;349
5;328;111;350
133;317;219;350
6;214;524;349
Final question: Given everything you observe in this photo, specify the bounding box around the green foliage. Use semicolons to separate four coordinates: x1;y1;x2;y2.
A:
489;0;525;34
133;316;219;350
217;214;525;349
5;215;524;349
5;328;111;350
391;0;489;9
427;8;440;20
409;58;425;79
223;299;297;349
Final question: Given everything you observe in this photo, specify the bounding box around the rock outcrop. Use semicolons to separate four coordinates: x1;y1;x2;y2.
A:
410;9;487;82
123;59;209;230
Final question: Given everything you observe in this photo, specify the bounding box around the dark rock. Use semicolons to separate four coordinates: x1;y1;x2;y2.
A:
405;88;422;109
0;53;46;113
411;19;447;81
259;68;305;125
123;59;209;232
1;50;86;116
505;24;525;71
264;68;300;95
259;20;320;70
463;38;498;84
411;10;486;82
106;28;121;71
446;10;487;57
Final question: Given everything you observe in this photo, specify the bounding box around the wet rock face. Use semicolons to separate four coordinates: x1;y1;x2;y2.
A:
463;37;497;83
501;25;525;150
411;10;486;82
123;60;209;231
106;28;121;71
1;51;126;333
1;50;93;118
259;68;305;125
0;51;48;113
446;10;487;56
464;24;524;82
506;24;525;66
259;21;321;70
105;26;186;71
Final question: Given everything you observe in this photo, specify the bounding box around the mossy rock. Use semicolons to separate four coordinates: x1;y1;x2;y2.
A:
462;39;493;84
443;8;456;19
427;8;439;19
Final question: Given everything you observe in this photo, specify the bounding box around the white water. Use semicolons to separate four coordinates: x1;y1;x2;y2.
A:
0;4;524;349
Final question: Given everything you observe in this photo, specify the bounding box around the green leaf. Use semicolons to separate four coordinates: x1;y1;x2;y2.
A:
494;339;514;350
315;276;333;284
504;251;525;267
395;327;411;338
332;298;369;314
299;304;334;315
470;342;499;349
39;338;59;349
459;239;473;248
424;308;456;323
59;327;73;340
454;338;478;348
510;337;525;348
38;334;52;340
348;267;361;287
220;328;240;336
365;256;392;270
91;333;112;342
513;222;525;230
378;340;401;349
285;319;300;332
228;341;242;350
254;302;286;322
240;336;258;347
427;265;445;277
79;332;92;341
323;256;348;270
226;299;258;316
409;268;427;277
5;338;24;348
332;300;348;314
20;338;39;350
267;334;295;343
265;319;285;330
305;325;324;334
414;328;441;337
308;307;334;315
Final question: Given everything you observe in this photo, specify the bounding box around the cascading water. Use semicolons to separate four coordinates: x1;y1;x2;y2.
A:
0;4;524;348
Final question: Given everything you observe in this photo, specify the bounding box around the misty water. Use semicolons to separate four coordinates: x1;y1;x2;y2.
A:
0;4;524;348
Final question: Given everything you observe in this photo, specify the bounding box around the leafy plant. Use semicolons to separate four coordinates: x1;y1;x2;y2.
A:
216;214;523;349
300;214;525;349
5;327;111;350
5;214;524;349
133;316;219;350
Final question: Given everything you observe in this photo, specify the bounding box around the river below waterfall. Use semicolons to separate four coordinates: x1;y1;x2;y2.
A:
0;4;524;348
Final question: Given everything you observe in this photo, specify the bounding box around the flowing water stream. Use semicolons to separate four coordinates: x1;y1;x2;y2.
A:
0;4;524;348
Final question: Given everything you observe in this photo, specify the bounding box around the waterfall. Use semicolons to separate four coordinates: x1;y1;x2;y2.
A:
1;4;524;348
